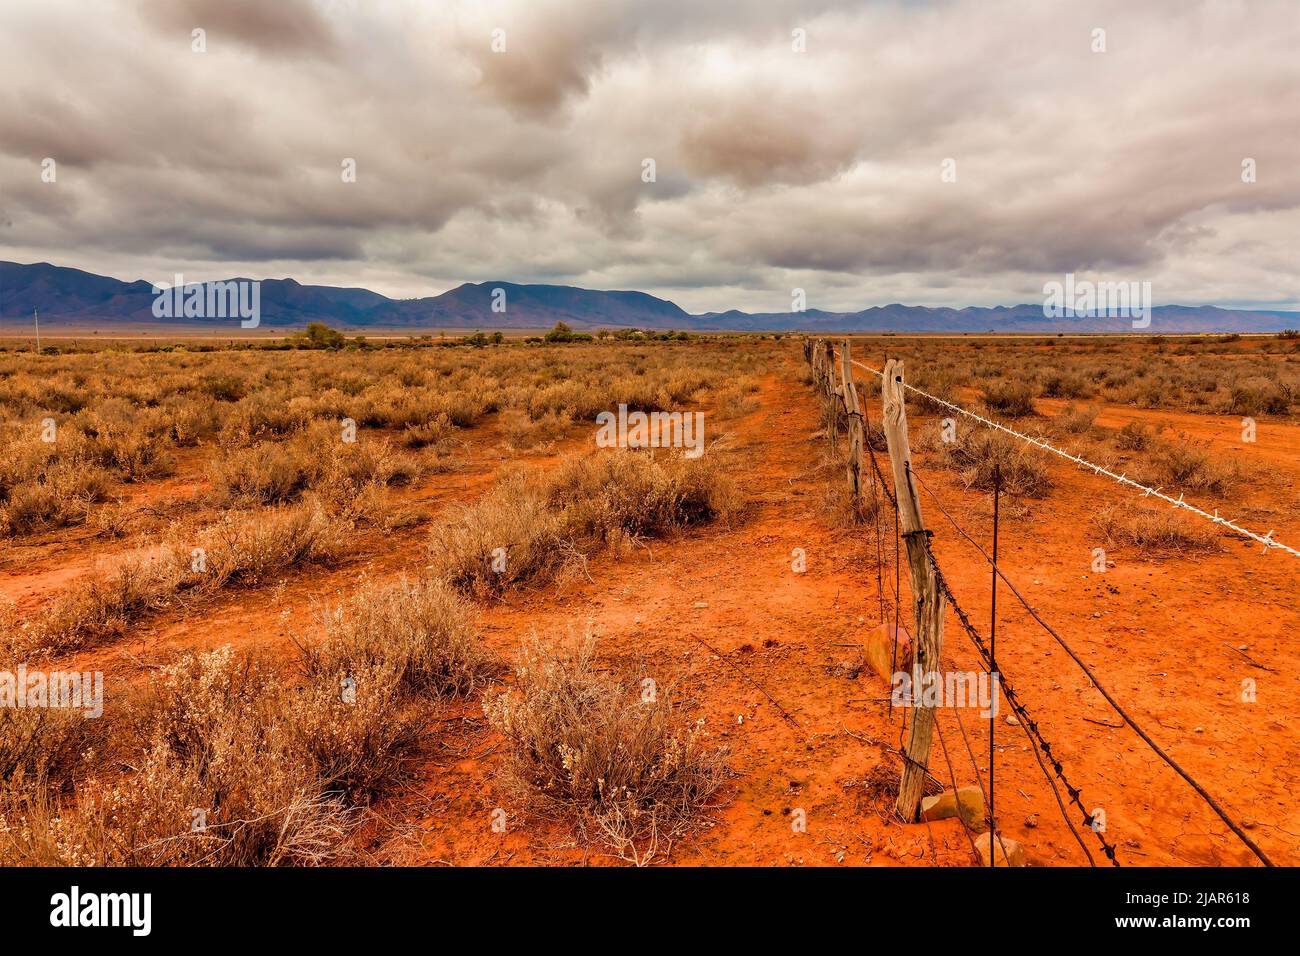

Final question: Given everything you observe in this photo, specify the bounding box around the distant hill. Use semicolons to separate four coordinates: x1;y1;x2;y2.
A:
1;260;1296;334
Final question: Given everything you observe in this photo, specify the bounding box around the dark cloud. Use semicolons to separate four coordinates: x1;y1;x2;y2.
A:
0;0;1295;312
137;0;339;57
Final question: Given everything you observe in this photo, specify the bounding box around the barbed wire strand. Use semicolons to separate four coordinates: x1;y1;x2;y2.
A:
849;358;1300;560
834;375;1095;862
908;464;1274;867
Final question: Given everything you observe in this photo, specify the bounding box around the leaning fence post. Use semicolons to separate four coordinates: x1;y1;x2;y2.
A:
880;358;947;821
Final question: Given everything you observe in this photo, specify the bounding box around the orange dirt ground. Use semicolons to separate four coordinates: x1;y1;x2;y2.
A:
9;346;1299;867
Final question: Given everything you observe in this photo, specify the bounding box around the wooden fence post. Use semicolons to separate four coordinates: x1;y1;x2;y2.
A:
880;358;947;821
839;339;864;513
824;340;839;452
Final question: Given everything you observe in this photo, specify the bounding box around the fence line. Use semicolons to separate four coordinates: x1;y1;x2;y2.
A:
848;357;1300;560
802;338;1278;867
909;465;1274;867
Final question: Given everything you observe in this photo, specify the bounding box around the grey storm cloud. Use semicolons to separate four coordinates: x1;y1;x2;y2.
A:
0;0;1296;312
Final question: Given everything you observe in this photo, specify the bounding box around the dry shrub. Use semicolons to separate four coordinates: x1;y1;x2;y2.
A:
0;463;108;536
1;648;356;866
301;576;496;699
484;634;728;864
1113;420;1156;451
0;708;86;788
32;500;347;654
1143;437;1239;494
1229;377;1290;416
1039;371;1092;400
1093;503;1218;552
501;408;569;452
1058;404;1099;434
286;658;425;803
400;415;453;449
820;459;884;526
98;431;175;483
208;441;316;504
209;426;419;506
0;632;454;866
0;432;112;537
430;450;737;598
427;475;563;597
905;367;960;415
712;379;761;419
546;449;736;542
940;430;1052;497
35;549;185;652
980;380;1037;417
196;499;348;588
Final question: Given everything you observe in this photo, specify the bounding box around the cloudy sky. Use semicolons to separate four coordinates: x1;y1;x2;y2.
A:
0;0;1296;313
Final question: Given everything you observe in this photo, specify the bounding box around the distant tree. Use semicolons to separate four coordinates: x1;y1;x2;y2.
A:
490;331;504;345
292;322;346;349
544;321;592;343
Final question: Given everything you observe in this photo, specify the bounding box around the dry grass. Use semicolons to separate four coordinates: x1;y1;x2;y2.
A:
1092;502;1219;552
0;341;764;543
483;633;729;864
980;380;1037;417
1057;404;1100;434
209;424;419;506
1;648;360;866
1141;437;1240;494
27;499;348;654
429;449;738;598
1113;420;1157;451
300;576;498;699
2;572;490;865
939;429;1052;497
0;708;86;790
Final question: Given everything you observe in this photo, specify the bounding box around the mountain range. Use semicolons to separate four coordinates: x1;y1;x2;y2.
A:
2;260;1296;334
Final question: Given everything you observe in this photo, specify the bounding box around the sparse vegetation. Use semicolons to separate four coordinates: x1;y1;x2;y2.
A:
428;449;738;598
980;380;1036;417
939;429;1052;496
1093;502;1219;552
483;633;728;864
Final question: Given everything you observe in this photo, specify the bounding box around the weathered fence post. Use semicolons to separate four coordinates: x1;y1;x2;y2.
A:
824;340;839;452
880;358;947;821
839;339;864;514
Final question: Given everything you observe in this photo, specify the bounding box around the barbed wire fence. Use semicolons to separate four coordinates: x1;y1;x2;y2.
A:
802;336;1276;868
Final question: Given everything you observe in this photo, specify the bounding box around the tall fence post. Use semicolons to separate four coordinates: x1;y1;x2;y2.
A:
839;339;864;514
880;358;947;821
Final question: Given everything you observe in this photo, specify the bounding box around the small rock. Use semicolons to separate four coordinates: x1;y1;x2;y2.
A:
1005;715;1020;726
975;831;1025;867
1242;817;1257;829
920;786;987;828
1025;813;1039;829
693;601;708;609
